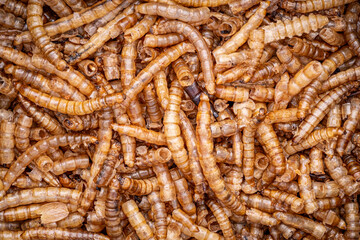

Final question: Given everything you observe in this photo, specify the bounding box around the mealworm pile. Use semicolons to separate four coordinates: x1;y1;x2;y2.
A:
0;0;360;239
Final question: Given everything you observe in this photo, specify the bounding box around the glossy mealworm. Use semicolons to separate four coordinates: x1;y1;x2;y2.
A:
5;64;58;98
345;3;360;56
104;176;124;239
0;134;97;198
14;0;127;45
78;107;113;216
143;82;162;124
84;0;136;36
119;176;159;196
0;8;25;30
27;0;68;71
262;14;329;44
313;209;346;229
297;46;354;119
0;120;15;165
171;169;196;216
281;0;357;13
67;13;139;64
143;33;185;48
0;46;48;77
344;155;360;182
21;227;110;240
196;94;246;215
284;127;343;156
288;37;328;61
120;40;146;128
344;202;360;239
154;20;215;94
147;191;167;239
0;203;77;222
246;208;279;226
17;95;66;135
293;81;359;144
117;42;195;114
16;83;125;115
122;200;155;240
206;199;235;240
52;155;90;175
298;155;318;214
319;27;346;47
112;124;167;145
136;2;210;23
125;15;157;43
148;149;176;203
164;81;192;179
273;212;326;239
0;72;16;100
324;155;360;196
321;66;360;93
173;0;233;7
0;187;82;212
0;0;27;18
256;123;286;176
213;1;269;57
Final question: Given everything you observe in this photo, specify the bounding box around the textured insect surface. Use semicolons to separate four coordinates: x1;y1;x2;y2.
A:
122;200;155;240
0;8;25;30
281;0;357;13
21;227;109;240
0;0;359;238
298;46;354;119
147;191;167;240
135;3;210;23
0;120;15;164
27;0;67;70
288;37;328;60
170;168;196;216
152;149;177;202
277;46;302;74
273;212;327;239
324;155;360;196
15;0;126;44
345;3;360;56
0;135;96;198
196;94;245;215
319;27;346;47
63;0;87;11
154;20;215;94
262;14;329;44
284;127;344;155
0;187;82;212
206;199;235;240
67;13;139;64
43;0;72;17
293;81;359;144
164;81;192;179
344;202;360;239
336;98;360;156
262;189;304;213
298;155;318;214
112;124;166;145
213;1;269;57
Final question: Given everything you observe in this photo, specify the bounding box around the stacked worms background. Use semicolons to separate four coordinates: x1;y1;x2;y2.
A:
0;0;360;239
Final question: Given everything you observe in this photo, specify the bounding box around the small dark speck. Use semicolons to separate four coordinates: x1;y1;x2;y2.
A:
334;68;340;74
